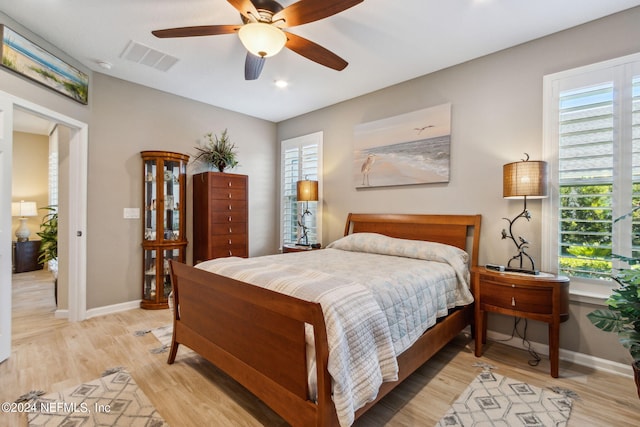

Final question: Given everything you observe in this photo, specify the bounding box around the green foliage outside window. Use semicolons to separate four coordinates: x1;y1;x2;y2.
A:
559;183;640;280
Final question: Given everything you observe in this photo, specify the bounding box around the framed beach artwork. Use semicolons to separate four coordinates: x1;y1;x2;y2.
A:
0;25;88;104
353;103;451;188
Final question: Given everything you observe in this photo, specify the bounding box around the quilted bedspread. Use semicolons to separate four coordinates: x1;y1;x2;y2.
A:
196;233;472;427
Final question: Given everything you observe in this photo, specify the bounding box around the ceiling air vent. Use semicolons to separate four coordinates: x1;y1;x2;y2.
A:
120;40;179;72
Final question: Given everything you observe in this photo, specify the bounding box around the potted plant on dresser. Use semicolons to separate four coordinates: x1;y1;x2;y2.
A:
587;206;640;398
193;128;238;172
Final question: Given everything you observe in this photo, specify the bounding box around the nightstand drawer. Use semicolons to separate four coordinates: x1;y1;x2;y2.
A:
480;280;553;315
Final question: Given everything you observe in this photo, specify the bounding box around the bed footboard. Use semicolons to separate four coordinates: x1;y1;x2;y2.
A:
169;260;339;427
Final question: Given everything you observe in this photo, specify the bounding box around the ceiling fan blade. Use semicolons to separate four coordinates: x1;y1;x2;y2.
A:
152;25;240;38
227;0;261;22
245;52;266;80
273;0;363;28
285;32;347;71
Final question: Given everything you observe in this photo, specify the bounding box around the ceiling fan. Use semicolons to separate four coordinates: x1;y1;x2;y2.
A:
152;0;364;80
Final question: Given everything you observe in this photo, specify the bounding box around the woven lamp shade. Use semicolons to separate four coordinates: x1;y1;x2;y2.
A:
296;180;318;202
503;160;548;199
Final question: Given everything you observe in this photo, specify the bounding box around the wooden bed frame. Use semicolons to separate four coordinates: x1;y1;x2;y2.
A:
168;213;481;426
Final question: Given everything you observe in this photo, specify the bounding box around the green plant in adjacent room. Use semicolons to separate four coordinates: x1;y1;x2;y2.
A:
37;205;58;270
193;129;239;172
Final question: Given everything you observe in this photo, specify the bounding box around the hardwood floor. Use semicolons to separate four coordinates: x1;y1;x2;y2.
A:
1;270;639;426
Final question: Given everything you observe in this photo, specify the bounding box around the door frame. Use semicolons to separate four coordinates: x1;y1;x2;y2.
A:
0;91;87;342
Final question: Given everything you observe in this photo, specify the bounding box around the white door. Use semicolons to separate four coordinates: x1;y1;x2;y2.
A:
0;97;13;362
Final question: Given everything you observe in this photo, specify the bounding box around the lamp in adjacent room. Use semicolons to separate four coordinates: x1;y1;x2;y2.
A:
501;154;548;274
11;200;38;242
296;179;318;246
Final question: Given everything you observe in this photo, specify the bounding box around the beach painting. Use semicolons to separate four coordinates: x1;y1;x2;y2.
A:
0;25;88;104
354;103;451;188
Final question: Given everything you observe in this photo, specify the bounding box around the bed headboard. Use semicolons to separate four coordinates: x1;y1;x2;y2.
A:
343;213;482;268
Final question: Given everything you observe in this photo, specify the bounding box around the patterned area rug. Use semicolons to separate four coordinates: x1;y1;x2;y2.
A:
436;370;573;427
135;324;173;354
26;369;168;427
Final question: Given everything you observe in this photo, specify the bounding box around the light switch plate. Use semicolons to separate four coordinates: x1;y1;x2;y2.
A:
123;208;140;219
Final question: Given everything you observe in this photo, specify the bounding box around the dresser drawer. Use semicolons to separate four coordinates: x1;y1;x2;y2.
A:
209;234;247;247
211;247;248;258
209;199;247;212
209;212;248;223
209;175;247;190
480;280;553;315
208;188;247;201
210;223;247;235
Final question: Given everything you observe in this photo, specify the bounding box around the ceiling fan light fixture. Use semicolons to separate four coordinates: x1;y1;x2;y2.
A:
238;22;287;58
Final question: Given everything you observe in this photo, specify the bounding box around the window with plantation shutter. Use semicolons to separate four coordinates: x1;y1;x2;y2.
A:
280;132;322;247
543;53;640;297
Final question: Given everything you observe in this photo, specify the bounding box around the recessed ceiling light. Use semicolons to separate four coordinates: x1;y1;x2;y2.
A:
274;80;288;88
96;60;113;70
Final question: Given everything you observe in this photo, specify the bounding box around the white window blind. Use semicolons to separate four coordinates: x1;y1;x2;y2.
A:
280;132;322;247
543;53;640;296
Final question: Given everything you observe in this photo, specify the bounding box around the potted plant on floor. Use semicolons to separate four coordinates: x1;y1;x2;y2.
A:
37;205;58;303
193;129;239;172
587;206;640;398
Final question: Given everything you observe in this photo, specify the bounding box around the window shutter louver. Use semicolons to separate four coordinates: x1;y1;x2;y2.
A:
280;133;322;247
545;56;640;290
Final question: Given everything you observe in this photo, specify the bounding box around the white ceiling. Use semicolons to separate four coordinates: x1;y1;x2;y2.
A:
1;0;640;123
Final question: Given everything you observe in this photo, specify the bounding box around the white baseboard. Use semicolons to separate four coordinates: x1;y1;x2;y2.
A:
85;300;141;319
486;330;633;378
54;309;68;319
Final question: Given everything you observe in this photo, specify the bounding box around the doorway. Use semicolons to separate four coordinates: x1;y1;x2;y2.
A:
0;91;88;363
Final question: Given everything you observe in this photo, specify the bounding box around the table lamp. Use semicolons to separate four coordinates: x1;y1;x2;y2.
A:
296;179;318;246
502;154;548;274
12;200;38;242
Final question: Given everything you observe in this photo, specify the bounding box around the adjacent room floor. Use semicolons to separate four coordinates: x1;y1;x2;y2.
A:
1;270;638;426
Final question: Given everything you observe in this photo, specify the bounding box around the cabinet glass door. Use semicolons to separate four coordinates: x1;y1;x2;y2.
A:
162;248;182;298
143;249;157;300
163;160;181;241
144;159;157;241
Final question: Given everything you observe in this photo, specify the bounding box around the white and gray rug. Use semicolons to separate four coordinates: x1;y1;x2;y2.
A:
134;324;173;353
26;369;168;427
436;370;573;427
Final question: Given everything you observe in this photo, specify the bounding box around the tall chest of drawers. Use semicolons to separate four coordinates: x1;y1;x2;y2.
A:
193;172;248;264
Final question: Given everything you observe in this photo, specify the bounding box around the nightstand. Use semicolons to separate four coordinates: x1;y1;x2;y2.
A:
472;267;570;377
282;244;321;253
12;240;44;273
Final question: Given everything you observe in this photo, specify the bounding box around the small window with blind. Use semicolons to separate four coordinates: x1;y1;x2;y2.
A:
543;53;640;297
280;132;323;247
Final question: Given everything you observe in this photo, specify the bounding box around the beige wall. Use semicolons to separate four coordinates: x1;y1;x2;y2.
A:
276;8;640;366
11;132;49;240
86;73;277;309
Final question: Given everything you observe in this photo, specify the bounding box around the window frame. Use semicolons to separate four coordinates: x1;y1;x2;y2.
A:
542;52;640;300
279;131;323;249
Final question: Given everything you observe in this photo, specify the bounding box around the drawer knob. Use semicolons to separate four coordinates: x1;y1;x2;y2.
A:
229;227;232;233
228;239;232;245
228;193;232;199
229;205;232;210
229;250;232;256
511;297;516;307
228;182;232;187
228;216;232;222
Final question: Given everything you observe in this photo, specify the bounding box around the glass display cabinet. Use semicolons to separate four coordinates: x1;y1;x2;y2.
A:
140;151;189;309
